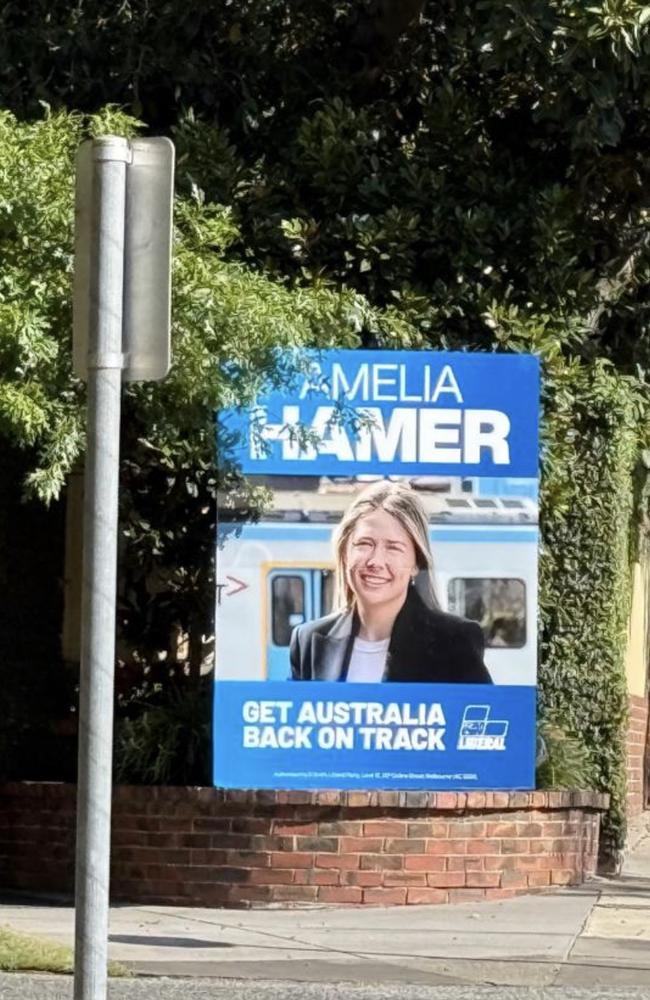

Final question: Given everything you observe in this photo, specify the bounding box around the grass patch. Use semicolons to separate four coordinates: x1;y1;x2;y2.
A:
0;926;129;976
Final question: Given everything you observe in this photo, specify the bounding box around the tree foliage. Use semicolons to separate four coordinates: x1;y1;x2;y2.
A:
0;108;372;696
1;4;649;838
539;360;646;847
2;2;650;365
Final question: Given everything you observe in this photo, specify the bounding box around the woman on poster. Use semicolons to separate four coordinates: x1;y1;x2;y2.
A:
290;480;492;684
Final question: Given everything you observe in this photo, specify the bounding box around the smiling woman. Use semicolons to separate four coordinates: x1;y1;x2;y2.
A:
289;481;492;683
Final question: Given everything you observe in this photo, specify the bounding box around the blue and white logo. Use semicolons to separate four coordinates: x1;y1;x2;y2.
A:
457;705;508;751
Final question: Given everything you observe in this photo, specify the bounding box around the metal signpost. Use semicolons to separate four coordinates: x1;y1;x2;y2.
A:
72;135;174;1000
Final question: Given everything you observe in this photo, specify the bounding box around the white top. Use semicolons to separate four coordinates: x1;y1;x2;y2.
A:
346;636;390;683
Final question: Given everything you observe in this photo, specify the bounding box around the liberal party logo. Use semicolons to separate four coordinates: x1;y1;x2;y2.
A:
457;706;508;751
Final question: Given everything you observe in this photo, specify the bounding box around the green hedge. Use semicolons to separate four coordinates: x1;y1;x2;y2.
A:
539;358;648;851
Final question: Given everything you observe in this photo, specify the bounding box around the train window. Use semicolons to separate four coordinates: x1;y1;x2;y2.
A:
320;570;335;616
271;576;305;647
447;578;526;648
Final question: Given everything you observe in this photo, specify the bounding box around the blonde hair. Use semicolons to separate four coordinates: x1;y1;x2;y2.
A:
332;481;438;612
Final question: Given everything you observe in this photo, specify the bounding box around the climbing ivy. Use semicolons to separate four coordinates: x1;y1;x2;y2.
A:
539;359;648;850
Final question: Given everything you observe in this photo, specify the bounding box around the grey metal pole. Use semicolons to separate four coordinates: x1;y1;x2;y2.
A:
74;136;129;1000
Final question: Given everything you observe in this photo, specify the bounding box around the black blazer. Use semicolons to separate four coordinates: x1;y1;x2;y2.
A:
290;587;492;684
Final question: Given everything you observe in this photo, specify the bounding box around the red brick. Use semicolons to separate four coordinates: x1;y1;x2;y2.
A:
501;838;528;854
316;852;360;870
342;870;383;888
189;849;229;866
384;872;427;887
296;836;338;852
465;839;500;855
249;835;294;852
363;821;406;838
466;871;501;888
193;818;233;832
347;792;373;807
517;823;543;837
385;838;426;854
269;885;319;902
404;855;446;872
499;870;528;889
363;887;407;904
376;791;402;807
319;822;363;836
407;887;448;904
447;855;481;871
527;871;551;887
517;855;552;871
246;868;295;885
309;869;341;886
270;852;314;868
318;886;363;904
339;837;383;854
210;834;260;851
528;839;556;855
361;854;403;871
176;833;212;848
111;831;149;847
448;821;487;838
224;816;268;834
483;855;517;871
490;793;513;808
407;822;449;838
426;839;467;856
461;855;485;872
435;792;461;809
147;831;186;847
224;851;271;867
313;791;345;806
539;821;563;835
272;822;318;837
551;869;579;885
427;871;466;888
509;793;533;808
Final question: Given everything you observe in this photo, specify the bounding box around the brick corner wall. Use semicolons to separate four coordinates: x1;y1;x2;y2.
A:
0;784;609;907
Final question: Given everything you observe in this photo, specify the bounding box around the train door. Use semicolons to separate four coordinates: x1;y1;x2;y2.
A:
266;568;334;681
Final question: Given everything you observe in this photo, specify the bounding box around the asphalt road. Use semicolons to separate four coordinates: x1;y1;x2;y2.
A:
1;977;650;1000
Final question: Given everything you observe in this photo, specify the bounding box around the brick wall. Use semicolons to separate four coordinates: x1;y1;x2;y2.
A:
0;784;608;907
626;694;649;818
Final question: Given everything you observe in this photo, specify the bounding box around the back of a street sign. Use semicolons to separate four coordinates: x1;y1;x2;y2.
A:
73;136;174;382
72;135;174;1000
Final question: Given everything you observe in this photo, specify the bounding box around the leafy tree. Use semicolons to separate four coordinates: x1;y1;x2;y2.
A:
1;3;649;842
2;2;650;366
0;108;374;709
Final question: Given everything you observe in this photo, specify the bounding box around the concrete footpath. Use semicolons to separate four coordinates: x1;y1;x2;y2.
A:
1;819;650;991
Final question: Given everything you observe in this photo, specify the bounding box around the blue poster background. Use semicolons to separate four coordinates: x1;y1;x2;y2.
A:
215;347;540;792
213;682;536;790
220;349;540;478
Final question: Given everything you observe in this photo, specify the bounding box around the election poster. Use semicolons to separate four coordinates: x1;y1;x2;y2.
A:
214;349;540;790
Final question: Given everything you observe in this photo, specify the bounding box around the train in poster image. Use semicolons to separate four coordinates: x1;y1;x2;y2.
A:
216;476;538;687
